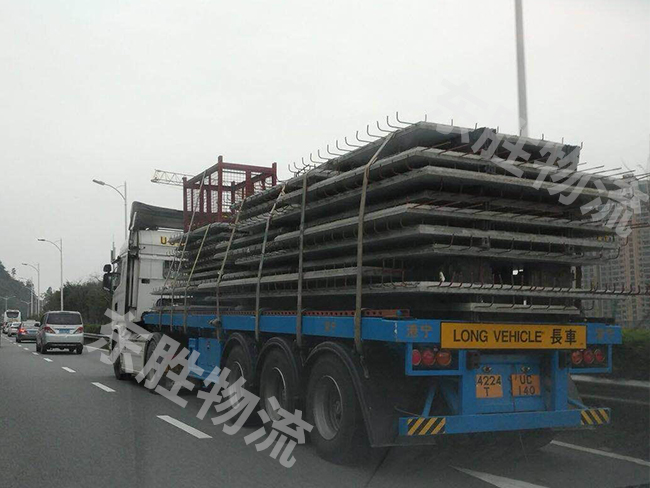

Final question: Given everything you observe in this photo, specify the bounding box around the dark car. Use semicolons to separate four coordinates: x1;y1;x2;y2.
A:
17;321;40;342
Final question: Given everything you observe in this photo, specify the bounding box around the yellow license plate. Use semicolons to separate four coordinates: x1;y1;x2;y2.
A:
441;322;586;349
476;374;503;398
511;374;541;396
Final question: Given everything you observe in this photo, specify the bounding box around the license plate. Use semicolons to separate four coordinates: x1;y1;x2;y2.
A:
511;374;541;396
476;374;503;398
59;329;70;334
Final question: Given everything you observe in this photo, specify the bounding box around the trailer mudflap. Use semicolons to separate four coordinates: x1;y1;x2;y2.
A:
398;407;611;438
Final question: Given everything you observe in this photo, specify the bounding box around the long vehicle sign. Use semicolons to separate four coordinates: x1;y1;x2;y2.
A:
441;322;586;349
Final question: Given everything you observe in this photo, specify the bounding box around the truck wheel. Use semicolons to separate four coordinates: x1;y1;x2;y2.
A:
143;334;166;393
259;349;298;421
111;338;131;380
224;344;259;424
307;354;368;465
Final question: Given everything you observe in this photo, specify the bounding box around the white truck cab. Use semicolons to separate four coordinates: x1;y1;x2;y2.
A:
103;202;184;321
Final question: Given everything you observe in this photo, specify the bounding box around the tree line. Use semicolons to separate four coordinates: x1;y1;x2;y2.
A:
42;276;111;325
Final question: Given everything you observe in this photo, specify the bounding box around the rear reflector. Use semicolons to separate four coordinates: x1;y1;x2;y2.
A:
435;350;452;367
421;348;436;367
582;349;595;365
571;350;583;366
594;348;606;364
411;348;422;366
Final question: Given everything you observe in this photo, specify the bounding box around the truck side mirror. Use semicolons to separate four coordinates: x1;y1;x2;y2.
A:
103;264;112;273
102;273;112;292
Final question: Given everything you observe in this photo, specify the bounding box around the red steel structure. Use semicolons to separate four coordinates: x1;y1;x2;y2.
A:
183;156;277;232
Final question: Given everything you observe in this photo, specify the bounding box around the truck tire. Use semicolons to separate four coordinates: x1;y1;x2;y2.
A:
112;340;130;380
224;344;259;425
143;333;166;394
306;354;369;465
259;349;299;422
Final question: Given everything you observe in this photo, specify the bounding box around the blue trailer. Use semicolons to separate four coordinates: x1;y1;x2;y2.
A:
106;123;637;464
141;309;621;461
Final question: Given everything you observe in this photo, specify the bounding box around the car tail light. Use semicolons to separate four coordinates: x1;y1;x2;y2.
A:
421;348;436;367
74;327;84;334
43;326;56;334
411;348;422;366
594;348;606;364
582;349;595;365
571;350;583;366
18;328;25;334
435;350;453;367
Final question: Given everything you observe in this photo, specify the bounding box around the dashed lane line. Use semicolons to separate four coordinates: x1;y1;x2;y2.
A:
156;415;212;439
550;440;650;468
43;358;53;362
92;382;115;393
61;367;76;373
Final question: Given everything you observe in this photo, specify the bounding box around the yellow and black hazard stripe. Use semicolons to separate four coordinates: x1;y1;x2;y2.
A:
581;408;610;426
407;417;446;436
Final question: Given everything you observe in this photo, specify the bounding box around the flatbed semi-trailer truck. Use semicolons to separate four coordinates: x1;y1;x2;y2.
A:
104;122;637;464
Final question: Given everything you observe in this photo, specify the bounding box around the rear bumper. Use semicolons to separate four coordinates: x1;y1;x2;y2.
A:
44;334;84;346
399;408;610;437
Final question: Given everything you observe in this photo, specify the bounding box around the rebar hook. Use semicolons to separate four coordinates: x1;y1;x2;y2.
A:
357;130;371;144
376;120;392;134
386;115;400;130
395;111;414;126
367;124;381;139
326;144;342;157
345;136;362;149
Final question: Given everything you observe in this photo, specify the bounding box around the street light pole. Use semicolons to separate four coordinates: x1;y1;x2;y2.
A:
22;262;40;316
37;238;63;311
93;179;128;240
514;0;529;137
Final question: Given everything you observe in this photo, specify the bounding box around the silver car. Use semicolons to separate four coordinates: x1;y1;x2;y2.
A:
7;322;21;337
16;321;40;342
36;311;84;354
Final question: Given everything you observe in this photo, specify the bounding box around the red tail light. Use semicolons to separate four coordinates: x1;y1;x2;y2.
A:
594;348;606;364
421;348;436;367
74;327;84;334
571;350;583;366
435;350;453;367
43;326;56;334
411;348;422;366
18;328;25;334
582;349;595;365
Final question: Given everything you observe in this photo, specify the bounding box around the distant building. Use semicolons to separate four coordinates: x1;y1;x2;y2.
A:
582;180;650;327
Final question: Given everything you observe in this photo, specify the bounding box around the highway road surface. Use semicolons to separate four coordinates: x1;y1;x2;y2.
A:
1;337;648;488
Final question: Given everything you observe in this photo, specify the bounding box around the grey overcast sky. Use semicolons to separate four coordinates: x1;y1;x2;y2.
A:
0;0;648;293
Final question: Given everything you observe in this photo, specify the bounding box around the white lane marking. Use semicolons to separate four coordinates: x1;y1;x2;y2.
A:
32;352;39;356
455;467;549;488
43;358;53;362
156;415;212;439
92;382;115;393
62;367;76;373
551;440;650;467
580;393;649;407
572;374;650;390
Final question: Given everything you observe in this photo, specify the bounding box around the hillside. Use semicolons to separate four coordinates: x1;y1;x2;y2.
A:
0;260;36;319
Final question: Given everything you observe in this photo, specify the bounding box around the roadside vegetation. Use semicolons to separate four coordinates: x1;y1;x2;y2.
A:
611;328;650;381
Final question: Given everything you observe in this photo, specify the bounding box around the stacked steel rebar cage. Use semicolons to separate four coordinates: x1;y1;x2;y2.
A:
155;122;649;335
